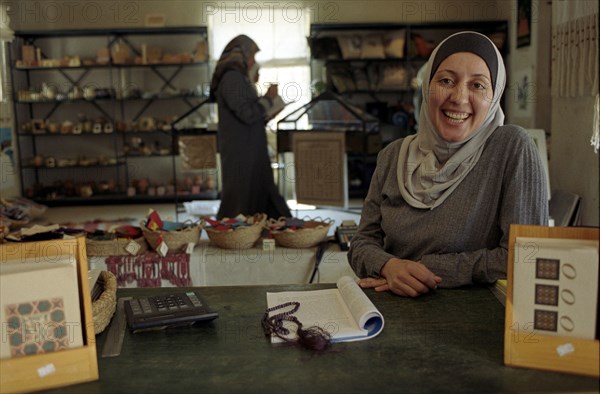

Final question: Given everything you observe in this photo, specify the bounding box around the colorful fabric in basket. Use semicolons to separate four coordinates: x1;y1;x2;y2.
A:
88;225;142;241
206;217;256;231
268;217;305;231
144;209;164;231
143;209;196;232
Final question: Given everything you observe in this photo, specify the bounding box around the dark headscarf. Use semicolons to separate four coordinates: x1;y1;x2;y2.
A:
429;32;499;91
209;35;260;100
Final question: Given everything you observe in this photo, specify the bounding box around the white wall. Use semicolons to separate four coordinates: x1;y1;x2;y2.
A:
0;4;19;197
0;102;19;196
551;98;599;226
505;0;550;129
549;1;599;226
6;0;510;30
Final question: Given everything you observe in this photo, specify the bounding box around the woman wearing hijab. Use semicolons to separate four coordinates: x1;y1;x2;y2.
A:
348;31;548;297
210;35;291;219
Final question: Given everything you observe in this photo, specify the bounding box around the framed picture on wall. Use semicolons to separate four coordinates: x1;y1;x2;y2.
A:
517;0;532;48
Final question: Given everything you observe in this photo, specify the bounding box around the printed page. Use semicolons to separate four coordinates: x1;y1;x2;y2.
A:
266;288;363;343
336;276;385;340
513;237;599;340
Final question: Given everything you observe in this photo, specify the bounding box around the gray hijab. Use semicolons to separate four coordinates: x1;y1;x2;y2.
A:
397;31;506;209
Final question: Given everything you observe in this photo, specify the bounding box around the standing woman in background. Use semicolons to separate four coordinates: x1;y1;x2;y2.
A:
349;31;549;297
210;35;291;220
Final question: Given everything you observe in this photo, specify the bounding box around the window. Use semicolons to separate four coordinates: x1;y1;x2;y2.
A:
207;5;312;126
0;42;7;102
1;4;14;103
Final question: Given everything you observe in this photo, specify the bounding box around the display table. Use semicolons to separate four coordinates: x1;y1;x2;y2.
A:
41;284;598;393
89;241;356;287
193;240;356;285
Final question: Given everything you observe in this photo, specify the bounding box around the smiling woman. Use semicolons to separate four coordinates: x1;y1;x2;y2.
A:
348;31;549;297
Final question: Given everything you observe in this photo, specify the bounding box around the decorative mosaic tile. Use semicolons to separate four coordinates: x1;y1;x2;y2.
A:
535;258;560;280
535;284;559;306
4;297;70;357
534;309;558;332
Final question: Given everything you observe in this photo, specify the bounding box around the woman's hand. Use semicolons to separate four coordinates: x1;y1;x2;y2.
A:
265;84;278;99
358;277;389;291
359;258;442;297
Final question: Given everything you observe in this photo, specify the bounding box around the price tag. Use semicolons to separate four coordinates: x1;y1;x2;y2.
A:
556;343;575;357
185;242;195;254
37;363;56;378
157;241;169;257
262;239;275;251
125;240;141;255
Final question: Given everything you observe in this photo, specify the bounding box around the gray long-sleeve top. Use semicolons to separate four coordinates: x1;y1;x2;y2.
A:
348;125;549;288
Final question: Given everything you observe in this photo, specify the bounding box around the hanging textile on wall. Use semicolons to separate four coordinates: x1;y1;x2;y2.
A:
551;1;599;152
551;2;598;97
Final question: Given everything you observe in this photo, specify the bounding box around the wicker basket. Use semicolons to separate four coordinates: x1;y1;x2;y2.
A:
205;213;267;249
92;271;117;335
270;217;334;249
142;223;202;253
86;236;148;257
0;207;29;228
0;216;11;242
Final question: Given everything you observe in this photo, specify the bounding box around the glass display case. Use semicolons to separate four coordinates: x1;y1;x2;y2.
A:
276;91;382;199
276;91;380;154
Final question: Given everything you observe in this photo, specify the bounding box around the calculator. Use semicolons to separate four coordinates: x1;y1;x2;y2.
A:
124;291;219;332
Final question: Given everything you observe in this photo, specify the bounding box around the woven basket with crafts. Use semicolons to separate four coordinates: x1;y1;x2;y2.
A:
0;204;30;228
205;213;267;249
86;226;148;257
268;217;334;248
91;270;117;335
141;209;202;254
0;216;11;243
1;197;47;220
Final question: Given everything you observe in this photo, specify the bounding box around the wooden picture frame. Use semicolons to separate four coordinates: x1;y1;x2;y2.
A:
292;131;348;208
504;224;599;377
0;237;99;393
516;0;532;48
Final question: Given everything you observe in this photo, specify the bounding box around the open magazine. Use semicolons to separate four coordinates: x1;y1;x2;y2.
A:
265;276;384;343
